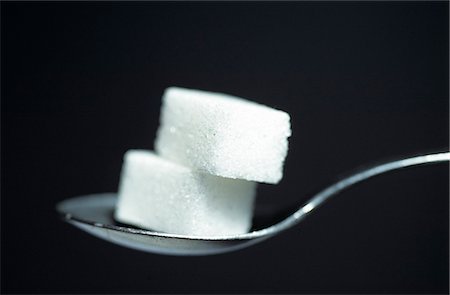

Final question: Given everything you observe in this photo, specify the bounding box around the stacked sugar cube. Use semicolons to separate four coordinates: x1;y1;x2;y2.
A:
115;87;291;236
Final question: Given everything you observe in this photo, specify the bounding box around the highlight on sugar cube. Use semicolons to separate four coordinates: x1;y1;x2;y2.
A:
155;87;292;184
115;150;258;236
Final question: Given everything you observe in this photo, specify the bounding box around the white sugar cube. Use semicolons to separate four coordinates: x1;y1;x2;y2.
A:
115;150;257;236
155;87;291;184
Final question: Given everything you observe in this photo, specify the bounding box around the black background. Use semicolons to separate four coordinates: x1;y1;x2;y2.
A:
2;1;449;294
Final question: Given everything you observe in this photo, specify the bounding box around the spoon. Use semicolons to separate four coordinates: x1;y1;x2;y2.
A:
56;151;449;256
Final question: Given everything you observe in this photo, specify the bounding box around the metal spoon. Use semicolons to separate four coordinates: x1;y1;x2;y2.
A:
56;151;449;256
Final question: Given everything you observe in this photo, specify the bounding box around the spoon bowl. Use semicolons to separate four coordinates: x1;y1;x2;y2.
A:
57;193;271;255
56;152;449;256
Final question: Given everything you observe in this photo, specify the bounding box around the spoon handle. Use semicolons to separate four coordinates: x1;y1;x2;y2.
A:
274;152;450;233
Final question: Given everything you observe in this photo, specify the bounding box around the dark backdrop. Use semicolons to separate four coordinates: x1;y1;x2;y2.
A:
2;1;449;294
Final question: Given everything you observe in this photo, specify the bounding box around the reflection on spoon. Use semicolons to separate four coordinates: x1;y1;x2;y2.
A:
56;152;449;256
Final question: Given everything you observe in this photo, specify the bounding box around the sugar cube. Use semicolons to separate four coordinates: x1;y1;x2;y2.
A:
114;150;257;236
155;87;291;184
